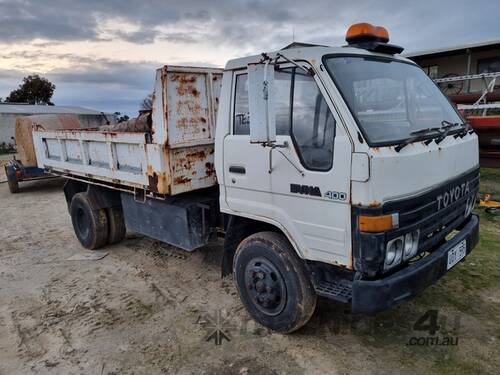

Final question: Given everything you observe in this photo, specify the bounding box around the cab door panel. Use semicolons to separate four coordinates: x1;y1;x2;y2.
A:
223;66;352;266
269;131;352;265
223;135;272;217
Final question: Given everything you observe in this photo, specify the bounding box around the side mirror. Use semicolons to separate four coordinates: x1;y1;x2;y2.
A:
247;62;276;143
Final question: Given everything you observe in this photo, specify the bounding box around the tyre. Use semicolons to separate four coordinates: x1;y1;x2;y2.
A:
5;166;19;193
233;231;317;333
7;176;19;193
106;206;126;244
70;192;109;249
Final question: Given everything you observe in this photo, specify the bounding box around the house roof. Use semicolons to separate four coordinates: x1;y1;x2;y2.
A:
405;39;500;59
0;104;112;115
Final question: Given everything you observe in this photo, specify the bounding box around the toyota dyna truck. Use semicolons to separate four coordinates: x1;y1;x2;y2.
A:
32;23;480;332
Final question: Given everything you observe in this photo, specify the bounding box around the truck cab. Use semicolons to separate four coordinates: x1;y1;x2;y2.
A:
215;23;479;324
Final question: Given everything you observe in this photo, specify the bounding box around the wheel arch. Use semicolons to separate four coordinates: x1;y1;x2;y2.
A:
221;213;303;277
63;180;122;211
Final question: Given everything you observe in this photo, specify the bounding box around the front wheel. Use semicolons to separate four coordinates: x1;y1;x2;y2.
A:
233;231;317;333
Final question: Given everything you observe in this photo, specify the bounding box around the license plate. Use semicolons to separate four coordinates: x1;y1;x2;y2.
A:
447;239;467;270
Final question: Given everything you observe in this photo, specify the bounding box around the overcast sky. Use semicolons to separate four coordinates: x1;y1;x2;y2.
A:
0;0;498;116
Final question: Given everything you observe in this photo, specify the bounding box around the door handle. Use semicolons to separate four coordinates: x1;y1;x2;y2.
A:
229;166;246;174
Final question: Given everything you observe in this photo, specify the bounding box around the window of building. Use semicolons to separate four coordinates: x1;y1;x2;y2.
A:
477;57;500;74
422;65;439;79
232;68;335;171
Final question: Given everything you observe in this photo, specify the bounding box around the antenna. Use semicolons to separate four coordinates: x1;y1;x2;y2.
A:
292;27;295;42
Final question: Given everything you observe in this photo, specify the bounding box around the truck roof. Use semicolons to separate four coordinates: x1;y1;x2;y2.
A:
225;45;414;71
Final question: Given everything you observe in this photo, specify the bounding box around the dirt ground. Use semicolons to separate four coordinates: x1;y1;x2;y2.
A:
0;173;499;375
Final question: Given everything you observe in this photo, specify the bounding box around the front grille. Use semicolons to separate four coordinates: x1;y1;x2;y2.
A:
384;168;479;255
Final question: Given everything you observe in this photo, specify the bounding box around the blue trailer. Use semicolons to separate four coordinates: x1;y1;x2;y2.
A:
4;159;56;193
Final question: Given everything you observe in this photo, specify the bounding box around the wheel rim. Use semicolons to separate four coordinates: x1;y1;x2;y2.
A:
75;207;90;239
244;257;287;316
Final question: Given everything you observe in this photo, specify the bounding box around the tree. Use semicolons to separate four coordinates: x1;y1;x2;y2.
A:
6;75;55;105
141;93;153;111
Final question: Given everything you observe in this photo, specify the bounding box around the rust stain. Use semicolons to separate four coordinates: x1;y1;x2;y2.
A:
174;176;192;184
148;172;159;193
172;73;200;97
369;200;381;207
186;150;206;161
176;99;202;114
170;73;197;84
205;162;215;177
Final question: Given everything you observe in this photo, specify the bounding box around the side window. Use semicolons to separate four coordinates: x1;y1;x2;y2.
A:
275;70;292;135
234;74;249;135
292;71;335;171
233;68;336;171
233;71;292;135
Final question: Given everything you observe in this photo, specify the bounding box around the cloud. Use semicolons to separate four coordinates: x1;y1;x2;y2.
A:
0;0;499;116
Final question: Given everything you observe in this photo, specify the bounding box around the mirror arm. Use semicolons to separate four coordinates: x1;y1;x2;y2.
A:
266;141;305;177
275;53;314;76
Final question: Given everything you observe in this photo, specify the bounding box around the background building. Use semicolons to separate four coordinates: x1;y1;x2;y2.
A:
406;39;500;93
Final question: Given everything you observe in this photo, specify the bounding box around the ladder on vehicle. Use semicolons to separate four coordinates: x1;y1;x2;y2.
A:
434;72;500;115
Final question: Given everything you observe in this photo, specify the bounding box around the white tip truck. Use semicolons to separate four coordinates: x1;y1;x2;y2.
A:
32;23;480;332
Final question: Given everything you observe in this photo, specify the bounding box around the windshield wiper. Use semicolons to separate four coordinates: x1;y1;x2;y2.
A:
409;127;443;136
396;122;464;152
451;122;473;138
394;134;424;152
395;128;440;152
409;122;457;137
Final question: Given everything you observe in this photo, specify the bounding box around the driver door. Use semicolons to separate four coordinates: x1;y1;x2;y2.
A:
224;65;352;266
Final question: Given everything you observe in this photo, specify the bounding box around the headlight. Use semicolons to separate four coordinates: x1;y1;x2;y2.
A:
385;236;403;268
403;230;420;260
385;230;420;270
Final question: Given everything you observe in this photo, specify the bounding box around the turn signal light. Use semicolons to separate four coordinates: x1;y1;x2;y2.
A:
359;213;398;233
346;23;390;44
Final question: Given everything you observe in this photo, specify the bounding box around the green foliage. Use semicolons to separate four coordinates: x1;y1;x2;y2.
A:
5;75;55;105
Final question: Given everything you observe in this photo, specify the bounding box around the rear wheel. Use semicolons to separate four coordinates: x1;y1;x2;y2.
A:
70;192;109;249
106;206;126;244
233;231;317;333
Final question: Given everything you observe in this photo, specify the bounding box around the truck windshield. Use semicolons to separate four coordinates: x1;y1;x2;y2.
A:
324;56;463;146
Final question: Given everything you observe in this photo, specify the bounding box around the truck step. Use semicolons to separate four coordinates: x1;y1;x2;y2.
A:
314;280;352;303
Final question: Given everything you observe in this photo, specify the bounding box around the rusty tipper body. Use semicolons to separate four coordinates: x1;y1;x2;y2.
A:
33;66;222;196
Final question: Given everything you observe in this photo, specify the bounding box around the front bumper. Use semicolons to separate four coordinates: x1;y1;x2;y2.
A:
351;214;479;314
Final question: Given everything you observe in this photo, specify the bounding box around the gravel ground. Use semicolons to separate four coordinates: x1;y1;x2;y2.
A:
0;177;498;375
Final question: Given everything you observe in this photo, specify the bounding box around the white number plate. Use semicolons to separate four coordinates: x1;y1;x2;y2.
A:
447;239;467;270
